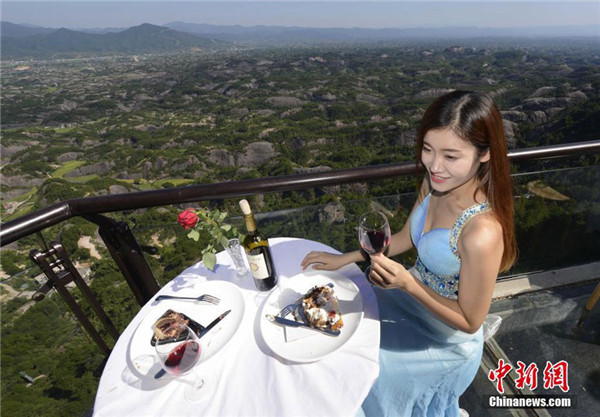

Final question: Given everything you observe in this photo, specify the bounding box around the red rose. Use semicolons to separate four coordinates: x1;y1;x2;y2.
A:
177;209;198;230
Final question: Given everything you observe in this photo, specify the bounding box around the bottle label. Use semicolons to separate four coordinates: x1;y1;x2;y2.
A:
246;253;269;280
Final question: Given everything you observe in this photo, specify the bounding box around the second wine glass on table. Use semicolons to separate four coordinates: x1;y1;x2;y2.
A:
154;321;216;402
358;211;391;255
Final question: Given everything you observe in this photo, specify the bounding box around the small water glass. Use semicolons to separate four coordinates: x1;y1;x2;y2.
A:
225;238;251;280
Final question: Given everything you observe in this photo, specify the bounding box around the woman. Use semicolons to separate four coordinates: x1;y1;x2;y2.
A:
301;90;517;416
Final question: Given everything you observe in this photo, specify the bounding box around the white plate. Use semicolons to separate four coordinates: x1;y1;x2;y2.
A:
260;270;363;363
128;280;244;372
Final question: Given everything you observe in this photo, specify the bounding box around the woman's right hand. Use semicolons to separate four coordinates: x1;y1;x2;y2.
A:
300;251;347;271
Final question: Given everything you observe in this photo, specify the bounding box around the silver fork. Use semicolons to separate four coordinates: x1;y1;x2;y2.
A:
278;282;334;317
278;302;299;318
155;294;220;305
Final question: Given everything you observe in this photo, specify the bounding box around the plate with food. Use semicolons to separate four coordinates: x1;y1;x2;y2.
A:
128;280;245;375
260;270;364;363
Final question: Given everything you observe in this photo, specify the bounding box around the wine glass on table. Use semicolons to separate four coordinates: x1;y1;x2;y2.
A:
358;211;391;281
154;321;216;402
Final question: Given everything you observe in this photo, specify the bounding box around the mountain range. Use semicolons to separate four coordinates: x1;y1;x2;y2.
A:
1;22;228;58
1;21;599;59
165;21;600;41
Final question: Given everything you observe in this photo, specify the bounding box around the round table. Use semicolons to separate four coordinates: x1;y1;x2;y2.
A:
94;237;380;417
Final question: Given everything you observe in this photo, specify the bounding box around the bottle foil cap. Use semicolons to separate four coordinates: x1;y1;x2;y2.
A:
239;199;252;215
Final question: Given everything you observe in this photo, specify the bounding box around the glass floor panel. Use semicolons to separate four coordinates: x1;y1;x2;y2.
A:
461;279;600;416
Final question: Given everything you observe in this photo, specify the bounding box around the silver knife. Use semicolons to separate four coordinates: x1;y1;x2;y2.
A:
265;314;340;337
198;309;231;338
154;310;231;379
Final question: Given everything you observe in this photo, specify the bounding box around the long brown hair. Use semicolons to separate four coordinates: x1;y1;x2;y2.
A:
416;90;517;272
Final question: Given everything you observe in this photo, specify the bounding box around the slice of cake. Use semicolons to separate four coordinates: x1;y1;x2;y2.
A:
296;285;344;331
153;310;189;341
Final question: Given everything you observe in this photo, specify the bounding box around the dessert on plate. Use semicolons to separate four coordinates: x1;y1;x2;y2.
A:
295;285;344;331
152;310;192;342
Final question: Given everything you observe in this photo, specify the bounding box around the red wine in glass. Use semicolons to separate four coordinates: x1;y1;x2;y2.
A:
164;340;201;375
358;211;391;255
362;230;391;254
155;322;215;402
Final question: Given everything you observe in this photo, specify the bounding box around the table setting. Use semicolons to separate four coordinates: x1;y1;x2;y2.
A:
127;280;245;381
93;237;380;417
261;270;365;362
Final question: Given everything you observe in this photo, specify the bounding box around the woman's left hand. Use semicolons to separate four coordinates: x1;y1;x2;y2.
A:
369;253;413;290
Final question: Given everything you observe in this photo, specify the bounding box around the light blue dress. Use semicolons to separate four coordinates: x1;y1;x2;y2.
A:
361;194;491;417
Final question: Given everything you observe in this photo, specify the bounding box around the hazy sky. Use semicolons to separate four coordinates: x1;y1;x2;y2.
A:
2;1;599;29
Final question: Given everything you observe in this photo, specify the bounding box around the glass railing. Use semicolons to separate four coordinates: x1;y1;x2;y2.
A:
127;164;600;280
1;163;598;416
3;163;598;291
0;265;42;294
510;164;600;275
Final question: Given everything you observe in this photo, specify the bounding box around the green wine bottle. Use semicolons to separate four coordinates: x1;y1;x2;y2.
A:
239;199;277;291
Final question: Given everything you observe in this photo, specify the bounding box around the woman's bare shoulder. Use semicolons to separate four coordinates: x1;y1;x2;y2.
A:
459;212;503;255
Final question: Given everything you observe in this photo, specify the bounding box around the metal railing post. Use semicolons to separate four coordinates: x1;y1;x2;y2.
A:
30;242;119;354
84;214;160;306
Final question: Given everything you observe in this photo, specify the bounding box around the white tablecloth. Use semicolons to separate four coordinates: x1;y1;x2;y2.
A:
94;237;380;417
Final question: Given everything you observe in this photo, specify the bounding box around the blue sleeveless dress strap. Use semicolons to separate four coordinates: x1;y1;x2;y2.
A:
360;195;490;417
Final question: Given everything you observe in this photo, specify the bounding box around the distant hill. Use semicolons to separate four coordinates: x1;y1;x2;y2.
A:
1;23;229;58
1;21;55;37
165;21;600;43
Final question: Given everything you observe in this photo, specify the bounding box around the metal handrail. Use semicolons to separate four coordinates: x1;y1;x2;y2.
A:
2;140;599;246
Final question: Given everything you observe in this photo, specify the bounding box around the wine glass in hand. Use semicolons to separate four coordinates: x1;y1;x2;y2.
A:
358;211;391;255
154;321;216;402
